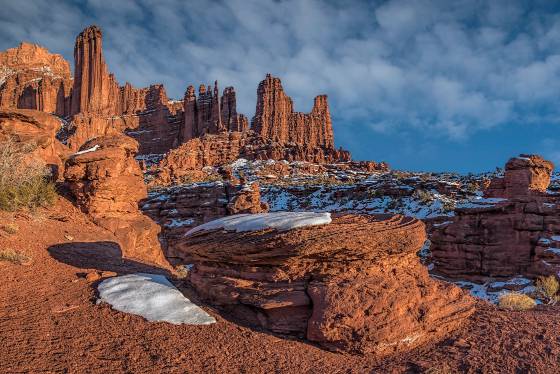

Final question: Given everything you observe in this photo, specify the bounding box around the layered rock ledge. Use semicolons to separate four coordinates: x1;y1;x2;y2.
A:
432;154;560;281
64;134;168;267
178;213;474;355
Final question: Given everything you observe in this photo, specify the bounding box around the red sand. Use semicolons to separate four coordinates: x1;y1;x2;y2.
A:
2;199;560;373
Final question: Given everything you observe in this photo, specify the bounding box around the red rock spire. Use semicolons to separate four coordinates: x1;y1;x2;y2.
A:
70;25;120;115
251;74;335;149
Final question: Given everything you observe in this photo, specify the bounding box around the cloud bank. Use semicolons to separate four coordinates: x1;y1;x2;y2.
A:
1;0;560;171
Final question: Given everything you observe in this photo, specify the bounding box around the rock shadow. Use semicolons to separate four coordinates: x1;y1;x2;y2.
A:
48;241;171;277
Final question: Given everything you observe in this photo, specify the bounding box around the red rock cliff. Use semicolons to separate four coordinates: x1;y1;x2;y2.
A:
252;74;335;149
182;81;248;142
0;42;72;117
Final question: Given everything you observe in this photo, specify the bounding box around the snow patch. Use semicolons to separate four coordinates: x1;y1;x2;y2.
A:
73;144;100;156
97;273;215;325
165;218;195;228
186;212;332;236
546;248;560;255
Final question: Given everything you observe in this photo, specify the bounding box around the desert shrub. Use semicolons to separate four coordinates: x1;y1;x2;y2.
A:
0;249;30;265
413;188;433;204
0;223;19;234
535;275;560;304
498;293;536;311
0;137;57;211
442;199;456;212
174;265;190;280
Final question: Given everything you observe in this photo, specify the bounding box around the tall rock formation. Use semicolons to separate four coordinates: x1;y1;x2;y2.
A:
70;25;120;116
182;81;248;142
60;25;183;154
252;74;335;149
0;42;72;116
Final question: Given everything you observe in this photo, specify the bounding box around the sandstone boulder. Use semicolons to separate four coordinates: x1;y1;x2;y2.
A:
433;155;560;281
178;214;474;355
64;134;168;268
0;109;69;178
485;155;553;198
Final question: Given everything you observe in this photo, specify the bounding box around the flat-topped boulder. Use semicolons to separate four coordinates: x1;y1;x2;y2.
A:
485;154;553;198
178;213;474;355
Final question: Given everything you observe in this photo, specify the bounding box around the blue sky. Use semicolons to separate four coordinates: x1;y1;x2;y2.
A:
1;0;560;173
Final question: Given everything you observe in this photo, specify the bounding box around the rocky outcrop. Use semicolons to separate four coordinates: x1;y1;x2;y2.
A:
252;74;335;149
0;109;70;178
0;42;72;116
182;82;248;142
432;155;560;281
59;26;183;154
154;131;351;185
177;214;474;355
64;135;168;267
141;180;268;264
485;155;553;198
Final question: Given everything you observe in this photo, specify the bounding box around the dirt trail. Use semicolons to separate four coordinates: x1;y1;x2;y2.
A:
1;199;560;373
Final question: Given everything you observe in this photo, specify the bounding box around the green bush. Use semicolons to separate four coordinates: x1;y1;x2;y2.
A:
0;138;57;211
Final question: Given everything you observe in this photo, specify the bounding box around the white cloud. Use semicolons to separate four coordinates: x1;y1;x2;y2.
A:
1;0;560;148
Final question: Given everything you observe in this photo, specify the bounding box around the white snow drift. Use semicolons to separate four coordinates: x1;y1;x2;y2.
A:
97;273;215;325
186;211;332;236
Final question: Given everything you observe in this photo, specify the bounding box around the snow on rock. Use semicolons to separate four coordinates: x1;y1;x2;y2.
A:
186;212;332;236
73;144;100;156
97;273;216;325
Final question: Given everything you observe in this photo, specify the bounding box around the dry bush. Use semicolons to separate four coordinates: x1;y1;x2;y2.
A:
0;223;19;234
413;188;434;204
535;275;560;304
174;265;190;280
0;137;56;211
0;249;31;265
498;293;536;311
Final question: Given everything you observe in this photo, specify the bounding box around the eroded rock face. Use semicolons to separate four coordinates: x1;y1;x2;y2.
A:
0;42;72;117
154;131;351;185
432;154;560;281
485;155;554;198
65;26;183;154
181;82;248;142
141;180;268;265
177;214;474;355
0;109;70;178
252;74;335;149
64;135;168;267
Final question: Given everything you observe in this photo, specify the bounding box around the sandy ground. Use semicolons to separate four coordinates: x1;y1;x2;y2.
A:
2;198;560;374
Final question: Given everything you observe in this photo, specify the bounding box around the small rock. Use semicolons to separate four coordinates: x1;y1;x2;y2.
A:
85;272;101;283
